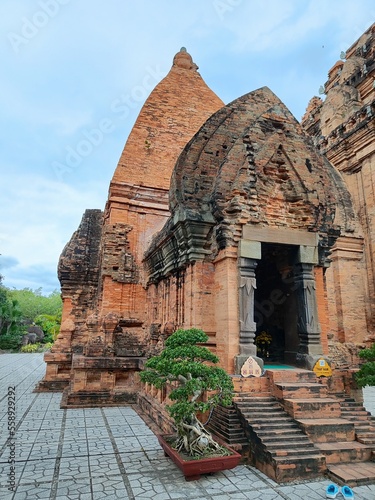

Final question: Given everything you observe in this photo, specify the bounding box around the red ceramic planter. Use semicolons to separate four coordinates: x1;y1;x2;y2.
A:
157;434;242;481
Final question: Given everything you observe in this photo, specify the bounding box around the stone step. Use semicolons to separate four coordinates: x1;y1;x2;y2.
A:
341;401;365;408
298;418;355;443
265;439;315;451
341;407;371;416
261;432;310;443
238;411;290;421
273;382;328;400
356;435;375;445
250;420;298;431
271;453;326;483
327;461;375;487
270;446;318;458
235;403;281;412
283;398;341;419
315;441;373;464
208;421;246;439
267;369;320;384
206;405;248;448
233;396;275;403
210;409;243;423
341;412;372;421
255;428;307;441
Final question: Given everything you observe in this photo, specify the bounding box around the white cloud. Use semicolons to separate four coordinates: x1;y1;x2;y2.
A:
0;173;105;291
0;0;373;293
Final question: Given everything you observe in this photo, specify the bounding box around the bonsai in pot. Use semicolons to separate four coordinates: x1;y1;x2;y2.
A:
140;327;240;479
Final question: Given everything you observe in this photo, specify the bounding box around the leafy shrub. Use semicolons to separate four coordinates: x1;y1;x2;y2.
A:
355;343;375;387
35;314;60;343
21;343;41;353
20;342;53;353
0;333;22;350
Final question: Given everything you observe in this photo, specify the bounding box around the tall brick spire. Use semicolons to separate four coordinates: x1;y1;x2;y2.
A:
110;48;224;192
39;48;224;403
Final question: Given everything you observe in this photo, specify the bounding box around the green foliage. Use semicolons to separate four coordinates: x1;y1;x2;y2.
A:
7;288;62;323
35;313;61;343
355;343;375;387
0;285;61;350
0;333;22;350
20;342;53;353
21;343;41;353
0;298;25;337
140;328;234;425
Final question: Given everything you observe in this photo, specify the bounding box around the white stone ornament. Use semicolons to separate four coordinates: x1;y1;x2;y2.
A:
241;356;262;378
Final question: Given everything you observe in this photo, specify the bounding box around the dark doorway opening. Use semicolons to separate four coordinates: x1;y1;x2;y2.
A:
254;243;299;363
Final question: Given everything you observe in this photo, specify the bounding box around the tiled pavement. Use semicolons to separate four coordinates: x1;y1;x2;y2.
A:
0;354;374;500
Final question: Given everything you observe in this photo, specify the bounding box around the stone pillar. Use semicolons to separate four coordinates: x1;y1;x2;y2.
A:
238;257;258;354
235;240;263;373
294;246;323;368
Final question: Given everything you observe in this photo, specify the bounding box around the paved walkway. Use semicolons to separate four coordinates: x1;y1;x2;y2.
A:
0;354;374;500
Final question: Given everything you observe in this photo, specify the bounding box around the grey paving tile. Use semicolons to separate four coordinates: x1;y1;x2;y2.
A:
127;472;171;499
63;428;87;440
210;493;249;499
112;436;143;453
8;482;52;499
106;425;135;437
0;461;25;488
17;421;43;432
91;475;130;499
18;457;56;484
83;417;105;427
85;426;109;439
119;451;157;473
0;443;33;462
36;429;61;443
55;479;92;499
39;419;63;430
86;437;114;455
89;454;121;476
64;418;85;428
58;456;90;480
61;438;88;457
29;442;60;460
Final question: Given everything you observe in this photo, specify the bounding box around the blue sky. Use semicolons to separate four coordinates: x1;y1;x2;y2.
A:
0;0;374;294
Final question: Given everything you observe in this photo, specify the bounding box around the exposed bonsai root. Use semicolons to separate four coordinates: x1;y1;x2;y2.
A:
174;417;230;457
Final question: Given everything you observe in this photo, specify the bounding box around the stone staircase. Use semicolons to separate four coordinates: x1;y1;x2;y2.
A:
340;397;375;445
233;393;325;482
227;369;375;484
206;404;248;452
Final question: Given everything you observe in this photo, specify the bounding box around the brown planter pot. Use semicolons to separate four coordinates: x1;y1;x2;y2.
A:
157;434;241;481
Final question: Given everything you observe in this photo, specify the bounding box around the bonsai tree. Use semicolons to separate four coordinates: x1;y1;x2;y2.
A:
355;342;375;387
140;328;234;457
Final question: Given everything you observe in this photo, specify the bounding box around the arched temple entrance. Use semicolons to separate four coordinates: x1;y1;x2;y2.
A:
237;227;324;372
254;243;299;364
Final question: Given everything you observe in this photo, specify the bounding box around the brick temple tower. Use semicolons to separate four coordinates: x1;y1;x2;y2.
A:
302;22;375;349
38;49;224;404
